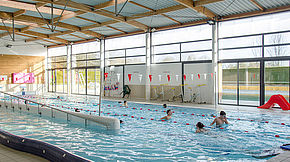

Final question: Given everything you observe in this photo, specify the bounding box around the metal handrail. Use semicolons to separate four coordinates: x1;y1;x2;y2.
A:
0;91;89;125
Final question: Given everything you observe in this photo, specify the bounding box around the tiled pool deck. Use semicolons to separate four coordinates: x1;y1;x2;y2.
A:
0;144;48;162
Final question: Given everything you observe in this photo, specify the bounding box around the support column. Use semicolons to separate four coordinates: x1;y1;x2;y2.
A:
145;32;152;101
67;45;71;95
99;39;105;116
212;21;219;107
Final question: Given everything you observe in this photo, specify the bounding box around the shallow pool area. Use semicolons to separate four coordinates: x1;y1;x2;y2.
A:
0;95;289;161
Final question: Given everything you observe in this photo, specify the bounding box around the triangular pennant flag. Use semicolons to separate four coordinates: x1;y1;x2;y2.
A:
139;74;142;82
183;74;186;81
191;74;194;81
211;73;213;79
104;73;108;81
167;75;171;82
149;75;152;82
204;74;207;80
117;73;120;82
176;75;179;82
198;74;201;79
158;75;162;82
128;74;132;82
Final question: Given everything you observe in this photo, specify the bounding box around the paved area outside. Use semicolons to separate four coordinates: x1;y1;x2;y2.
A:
267;151;290;162
0;144;48;162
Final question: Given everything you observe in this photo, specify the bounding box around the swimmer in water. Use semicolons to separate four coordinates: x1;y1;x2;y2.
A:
120;120;124;124
122;101;128;107
161;109;172;120
75;108;80;112
57;96;60;99
195;122;207;133
163;104;167;108
210;111;229;127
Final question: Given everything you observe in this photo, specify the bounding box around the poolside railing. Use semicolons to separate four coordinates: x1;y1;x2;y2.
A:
0;91;120;130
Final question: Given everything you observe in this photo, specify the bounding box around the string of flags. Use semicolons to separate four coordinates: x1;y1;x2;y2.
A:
104;73;215;82
104;73;258;82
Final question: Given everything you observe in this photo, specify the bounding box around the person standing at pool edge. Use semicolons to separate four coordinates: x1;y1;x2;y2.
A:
161;109;172;120
210;111;229;127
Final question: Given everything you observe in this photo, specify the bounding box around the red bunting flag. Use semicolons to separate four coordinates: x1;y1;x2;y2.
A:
253;74;255;79
149;75;152;82
183;74;186;81
198;74;201;79
167;75;170;82
128;74;132;82
104;73;108;81
211;73;213;78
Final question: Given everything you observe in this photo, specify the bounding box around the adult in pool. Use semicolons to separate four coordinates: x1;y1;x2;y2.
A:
161;109;172;120
210;111;229;127
195;122;207;133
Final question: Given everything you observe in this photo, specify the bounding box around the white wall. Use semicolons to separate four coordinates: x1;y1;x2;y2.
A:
104;66;123;97
184;63;214;104
124;65;146;85
150;63;182;86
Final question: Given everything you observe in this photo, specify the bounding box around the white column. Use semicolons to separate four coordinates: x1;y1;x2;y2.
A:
212;21;219;107
145;32;151;101
67;45;71;95
99;39;105;116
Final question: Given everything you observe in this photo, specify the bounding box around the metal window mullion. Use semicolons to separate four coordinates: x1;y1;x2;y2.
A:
237;62;240;106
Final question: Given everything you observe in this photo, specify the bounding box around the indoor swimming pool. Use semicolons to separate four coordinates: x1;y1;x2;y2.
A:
0;95;289;161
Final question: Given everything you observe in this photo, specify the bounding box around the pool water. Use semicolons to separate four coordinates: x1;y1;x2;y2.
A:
1;95;290;161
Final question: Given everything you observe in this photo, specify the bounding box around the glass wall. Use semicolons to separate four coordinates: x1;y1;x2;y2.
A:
265;60;290;102
105;34;146;66
152;24;212;63
71;41;101;95
219;11;290;106
47;46;68;93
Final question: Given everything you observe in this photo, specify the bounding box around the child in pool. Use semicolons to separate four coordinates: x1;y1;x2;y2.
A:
161;109;172;120
210;111;229;127
163;104;167;108
122;101;128;107
196;122;207;133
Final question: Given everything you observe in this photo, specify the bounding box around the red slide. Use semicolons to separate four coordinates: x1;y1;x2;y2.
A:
258;94;290;110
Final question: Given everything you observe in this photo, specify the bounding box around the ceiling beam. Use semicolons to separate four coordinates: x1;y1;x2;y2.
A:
76;16;127;33
129;1;182;25
69;33;85;40
16;33;57;45
13;9;26;17
249;0;264;11
33;0;149;31
0;0;74;15
174;0;223;18
93;0;130;10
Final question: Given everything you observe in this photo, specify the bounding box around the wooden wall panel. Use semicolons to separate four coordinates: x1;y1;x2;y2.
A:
0;54;45;84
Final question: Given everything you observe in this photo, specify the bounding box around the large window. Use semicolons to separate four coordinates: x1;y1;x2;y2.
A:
218;11;290;106
71;41;101;95
105;34;146;66
152;25;212;63
47;46;68;93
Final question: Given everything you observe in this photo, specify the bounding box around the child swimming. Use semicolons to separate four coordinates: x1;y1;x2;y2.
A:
210;111;229;127
161;109;172;120
195;122;207;133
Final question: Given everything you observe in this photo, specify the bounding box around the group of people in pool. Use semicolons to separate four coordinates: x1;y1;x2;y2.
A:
119;102;229;132
160;104;229;133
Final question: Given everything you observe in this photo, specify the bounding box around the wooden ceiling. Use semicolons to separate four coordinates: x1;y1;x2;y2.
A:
0;0;289;47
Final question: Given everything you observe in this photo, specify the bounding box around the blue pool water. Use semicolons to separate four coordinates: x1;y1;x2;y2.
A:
0;95;290;161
